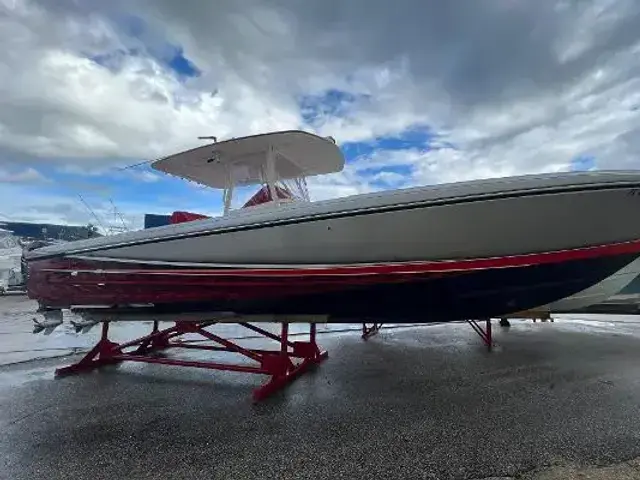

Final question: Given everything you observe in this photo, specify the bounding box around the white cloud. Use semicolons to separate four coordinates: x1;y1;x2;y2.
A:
0;166;49;184
2;0;640;223
0;0;304;165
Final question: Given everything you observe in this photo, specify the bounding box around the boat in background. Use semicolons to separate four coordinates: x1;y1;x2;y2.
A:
0;228;24;292
23;130;640;323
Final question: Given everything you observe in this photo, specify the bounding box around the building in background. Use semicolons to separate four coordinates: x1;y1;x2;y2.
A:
144;214;171;229
0;221;100;242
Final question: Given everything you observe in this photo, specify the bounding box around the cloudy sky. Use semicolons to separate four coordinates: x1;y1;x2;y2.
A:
1;0;640;231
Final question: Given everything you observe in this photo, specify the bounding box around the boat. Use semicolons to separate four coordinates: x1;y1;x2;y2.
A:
23;130;640;323
0;228;24;293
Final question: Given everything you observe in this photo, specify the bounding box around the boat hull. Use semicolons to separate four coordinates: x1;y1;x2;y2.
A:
25;173;640;266
24;171;640;323
548;257;640;312
26;241;640;323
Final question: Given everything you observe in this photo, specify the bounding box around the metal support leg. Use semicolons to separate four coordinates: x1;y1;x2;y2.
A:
253;322;328;402
466;318;493;351
55;322;122;376
362;322;383;340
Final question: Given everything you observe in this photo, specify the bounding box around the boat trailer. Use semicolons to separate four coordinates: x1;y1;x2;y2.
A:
35;309;499;402
54;318;328;402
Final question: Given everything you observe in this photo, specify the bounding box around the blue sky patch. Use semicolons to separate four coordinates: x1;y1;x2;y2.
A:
90;14;201;79
299;89;371;125
356;164;414;177
569;155;596;171
41;163;222;223
339;126;437;189
166;46;201;78
341;125;435;160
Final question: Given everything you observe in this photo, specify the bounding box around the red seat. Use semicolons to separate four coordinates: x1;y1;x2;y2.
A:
242;185;292;208
169;211;210;224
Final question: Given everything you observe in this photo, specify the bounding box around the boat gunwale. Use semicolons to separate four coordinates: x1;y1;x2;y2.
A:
26;176;640;261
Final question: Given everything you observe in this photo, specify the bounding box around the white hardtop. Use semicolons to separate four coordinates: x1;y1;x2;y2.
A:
151;130;345;189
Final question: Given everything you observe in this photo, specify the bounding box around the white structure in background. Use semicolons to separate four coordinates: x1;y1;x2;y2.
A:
0;228;23;292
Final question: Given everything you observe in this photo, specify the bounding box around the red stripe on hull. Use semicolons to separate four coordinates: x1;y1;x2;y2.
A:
38;238;640;276
30;267;450;306
26;238;640;309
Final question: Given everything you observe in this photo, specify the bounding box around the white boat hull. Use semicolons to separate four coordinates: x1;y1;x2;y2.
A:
26;172;640;266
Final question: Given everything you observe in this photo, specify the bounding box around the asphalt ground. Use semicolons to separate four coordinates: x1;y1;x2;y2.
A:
2;295;640;479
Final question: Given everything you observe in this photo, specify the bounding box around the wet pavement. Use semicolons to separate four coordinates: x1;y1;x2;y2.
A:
2;296;640;479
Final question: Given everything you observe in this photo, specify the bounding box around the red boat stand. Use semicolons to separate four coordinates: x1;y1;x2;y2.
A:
360;320;493;350
55;320;328;402
466;318;493;351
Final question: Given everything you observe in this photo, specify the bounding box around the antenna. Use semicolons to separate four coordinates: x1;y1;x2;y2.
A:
77;194;107;234
115;135;217;172
114;159;154;172
107;199;129;235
